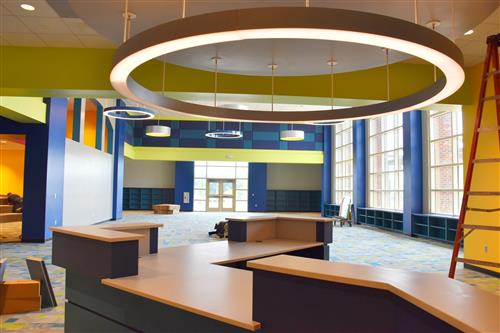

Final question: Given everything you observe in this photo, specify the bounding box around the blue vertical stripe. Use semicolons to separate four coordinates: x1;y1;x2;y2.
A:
112;100;126;220
72;98;82;142
353;120;366;221
248;163;267;212
321;126;332;216
175;161;194;211
94;99;103;150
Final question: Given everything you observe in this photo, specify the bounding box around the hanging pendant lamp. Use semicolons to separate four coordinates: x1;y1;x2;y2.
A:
145;55;171;137
205;56;243;139
274;63;305;141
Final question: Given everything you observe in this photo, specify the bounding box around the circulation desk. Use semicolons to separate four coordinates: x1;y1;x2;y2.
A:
49;216;499;333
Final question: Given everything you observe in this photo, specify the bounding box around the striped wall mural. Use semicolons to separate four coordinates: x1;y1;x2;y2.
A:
125;120;324;151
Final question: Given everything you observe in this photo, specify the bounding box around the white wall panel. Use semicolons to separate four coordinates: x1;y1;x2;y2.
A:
267;163;322;190
62;139;113;226
124;158;175;188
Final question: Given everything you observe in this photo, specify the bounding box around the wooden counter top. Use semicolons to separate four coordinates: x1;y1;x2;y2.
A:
99;222;163;230
226;214;333;223
49;226;145;242
247;255;500;333
102;239;323;331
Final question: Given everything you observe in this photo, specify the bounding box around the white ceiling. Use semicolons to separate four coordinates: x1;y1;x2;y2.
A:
0;0;116;48
0;0;498;67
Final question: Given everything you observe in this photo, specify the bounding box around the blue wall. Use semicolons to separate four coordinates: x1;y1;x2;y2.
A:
112;101;126;220
353;120;367;221
126;120;324;151
0;98;67;241
403;111;424;235
174;161;194;211
321;126;332;216
248;163;267;212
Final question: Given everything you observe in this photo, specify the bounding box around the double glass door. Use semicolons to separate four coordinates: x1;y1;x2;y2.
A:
207;179;235;212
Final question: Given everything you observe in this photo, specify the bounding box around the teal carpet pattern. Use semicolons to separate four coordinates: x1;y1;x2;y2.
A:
1;211;498;331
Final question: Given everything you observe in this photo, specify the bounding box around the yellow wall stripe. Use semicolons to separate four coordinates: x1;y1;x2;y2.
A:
124;143;323;164
0;96;46;123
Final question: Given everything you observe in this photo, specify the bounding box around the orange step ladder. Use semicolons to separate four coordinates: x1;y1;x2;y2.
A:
448;33;500;279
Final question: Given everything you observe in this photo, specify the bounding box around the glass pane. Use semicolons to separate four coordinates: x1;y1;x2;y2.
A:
431;138;453;165
194;161;206;166
194;179;206;189
430;112;452;140
207;161;235;167
208;182;219;195
194;189;205;200
235;201;247;212
207;166;236;179
236;190;247;200
208;197;219;208
236;166;248;179
236;179;248;190
222;198;233;209
193;200;206;211
194;166;206;178
223;182;234;195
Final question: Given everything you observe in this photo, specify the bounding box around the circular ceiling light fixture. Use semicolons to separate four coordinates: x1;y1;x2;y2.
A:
103;106;155;120
145;124;171;137
110;7;465;123
280;129;305;141
205;56;243;139
20;4;35;11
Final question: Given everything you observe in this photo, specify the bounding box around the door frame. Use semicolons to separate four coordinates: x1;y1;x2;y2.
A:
206;179;236;212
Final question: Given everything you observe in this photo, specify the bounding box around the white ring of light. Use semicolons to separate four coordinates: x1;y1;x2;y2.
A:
103;106;155;120
110;7;465;123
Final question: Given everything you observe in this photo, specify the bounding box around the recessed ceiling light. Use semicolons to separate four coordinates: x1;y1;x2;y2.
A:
20;3;35;11
464;29;474;36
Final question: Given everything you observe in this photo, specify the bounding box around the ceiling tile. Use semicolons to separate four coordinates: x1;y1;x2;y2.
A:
2;0;59;17
0;15;31;33
77;34;116;48
62;18;98;35
38;33;84;47
19;16;72;34
482;7;500;25
2;33;46;46
1;4;13;16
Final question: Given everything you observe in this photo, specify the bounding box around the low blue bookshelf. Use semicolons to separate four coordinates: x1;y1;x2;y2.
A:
411;213;460;244
123;187;174;210
356;207;404;233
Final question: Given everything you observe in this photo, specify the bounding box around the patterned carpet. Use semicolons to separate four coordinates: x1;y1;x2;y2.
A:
1;211;498;331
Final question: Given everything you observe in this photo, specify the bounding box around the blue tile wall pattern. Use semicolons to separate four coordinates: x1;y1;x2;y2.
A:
127;120;323;151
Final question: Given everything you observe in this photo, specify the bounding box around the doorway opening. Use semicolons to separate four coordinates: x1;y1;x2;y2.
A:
0;134;25;242
194;161;248;212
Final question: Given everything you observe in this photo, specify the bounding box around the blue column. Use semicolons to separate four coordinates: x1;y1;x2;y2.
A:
112;100;126;220
353;120;366;222
248;163;267;212
174;161;194;211
403;111;423;235
321;126;332;216
72;98;82;142
94;99;103;150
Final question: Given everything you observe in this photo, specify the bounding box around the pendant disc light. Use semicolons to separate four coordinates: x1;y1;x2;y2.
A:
145;55;171;137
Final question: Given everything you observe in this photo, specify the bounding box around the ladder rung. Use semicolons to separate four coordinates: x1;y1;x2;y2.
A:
456;258;500;268
485;70;500;78
468;191;500;196
482;95;500;102
473;158;500;163
462;224;500;231
467;207;500;212
477;126;500;132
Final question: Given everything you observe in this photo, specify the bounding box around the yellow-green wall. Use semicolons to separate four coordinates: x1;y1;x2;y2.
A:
463;63;500;274
0;148;25;196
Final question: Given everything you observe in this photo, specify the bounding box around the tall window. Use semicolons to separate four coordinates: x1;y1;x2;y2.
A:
334;121;353;203
368;114;404;210
429;110;463;215
193;161;248;212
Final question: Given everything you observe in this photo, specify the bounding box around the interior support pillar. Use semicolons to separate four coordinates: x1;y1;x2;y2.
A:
111;100;125;220
321;126;332;216
174;161;194;211
248;163;267;212
353;119;366;222
403;111;423;235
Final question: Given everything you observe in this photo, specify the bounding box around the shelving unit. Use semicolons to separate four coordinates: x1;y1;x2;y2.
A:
123;188;175;210
412;213;460;244
323;204;340;218
266;190;321;212
356;207;404;232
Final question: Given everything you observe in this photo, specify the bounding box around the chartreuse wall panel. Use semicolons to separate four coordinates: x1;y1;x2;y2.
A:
124;143;323;164
462;63;500;274
0;96;46;123
0;46;471;106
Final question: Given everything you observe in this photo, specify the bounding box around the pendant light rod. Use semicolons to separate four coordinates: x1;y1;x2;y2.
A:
268;63;277;112
413;0;418;24
122;0;136;42
305;0;310;8
384;48;390;101
182;0;186;19
427;20;441;83
328;59;337;110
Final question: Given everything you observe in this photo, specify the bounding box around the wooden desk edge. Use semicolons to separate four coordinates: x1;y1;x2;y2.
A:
100;278;261;331
226;215;332;223
247;255;497;333
49;227;145;243
99;223;163;230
